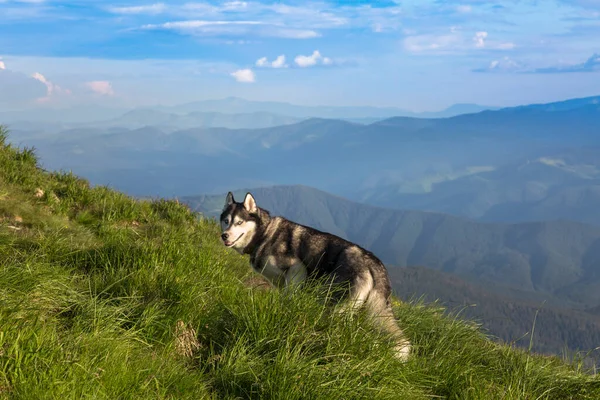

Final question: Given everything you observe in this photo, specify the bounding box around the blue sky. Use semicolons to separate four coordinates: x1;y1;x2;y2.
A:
1;0;600;111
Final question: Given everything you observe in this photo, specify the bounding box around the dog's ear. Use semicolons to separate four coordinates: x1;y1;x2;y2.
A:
223;192;235;211
243;192;258;214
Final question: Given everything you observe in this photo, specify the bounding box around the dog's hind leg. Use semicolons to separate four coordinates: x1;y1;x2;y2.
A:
335;270;373;316
365;290;411;361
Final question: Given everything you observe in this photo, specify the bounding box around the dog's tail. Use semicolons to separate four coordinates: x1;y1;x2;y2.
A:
365;273;411;361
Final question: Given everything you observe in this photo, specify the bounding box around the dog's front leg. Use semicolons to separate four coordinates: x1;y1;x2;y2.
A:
284;262;307;289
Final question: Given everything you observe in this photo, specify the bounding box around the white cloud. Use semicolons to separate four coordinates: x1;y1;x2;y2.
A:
141;20;319;39
144;20;263;30
405;30;516;53
494;57;521;69
31;73;52;96
85;81;115;96
271;55;287;68
256;55;288;68
473;31;488;48
266;3;348;28
230;69;255;83
496;42;516;50
31;72;49;86
269;28;320;39
222;1;248;11
456;5;472;13
294;50;334;67
108;3;166;15
181;1;247;13
256;57;268;67
130;2;403;38
475;56;526;73
295;51;321;67
31;72;71;103
404;34;462;52
0;61;5;70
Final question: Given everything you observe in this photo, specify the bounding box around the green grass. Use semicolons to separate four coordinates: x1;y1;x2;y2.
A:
0;125;599;399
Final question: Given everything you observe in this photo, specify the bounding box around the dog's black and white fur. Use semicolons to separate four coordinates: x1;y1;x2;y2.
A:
220;192;411;360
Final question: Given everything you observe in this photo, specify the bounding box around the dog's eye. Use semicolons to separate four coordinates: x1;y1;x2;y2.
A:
236;221;243;225
224;219;229;225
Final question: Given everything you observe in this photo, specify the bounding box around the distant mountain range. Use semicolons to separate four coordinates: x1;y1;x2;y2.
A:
91;109;302;131
182;185;600;311
155;96;499;119
4;94;600;228
510;95;600;112
4;94;599;130
0;96;499;130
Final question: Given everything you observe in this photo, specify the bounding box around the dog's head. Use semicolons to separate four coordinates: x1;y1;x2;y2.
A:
220;192;263;253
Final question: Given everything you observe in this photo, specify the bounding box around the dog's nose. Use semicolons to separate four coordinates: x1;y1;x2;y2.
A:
221;233;229;241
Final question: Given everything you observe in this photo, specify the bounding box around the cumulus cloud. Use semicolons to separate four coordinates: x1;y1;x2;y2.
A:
271;55;287;68
256;57;268;67
294;50;333;67
85;81;115;95
256;55;288;68
295;51;321;67
0;61;5;70
473;31;488;48
230;69;255;83
31;72;50;87
31;72;71;102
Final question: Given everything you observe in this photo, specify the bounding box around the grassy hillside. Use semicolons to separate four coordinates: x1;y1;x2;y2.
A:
1;126;599;399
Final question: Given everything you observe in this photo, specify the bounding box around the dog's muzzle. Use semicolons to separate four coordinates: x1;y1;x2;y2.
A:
222;232;243;247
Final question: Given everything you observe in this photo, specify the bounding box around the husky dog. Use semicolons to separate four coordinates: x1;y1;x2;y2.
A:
220;192;411;360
